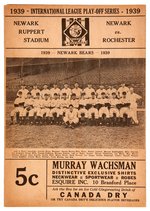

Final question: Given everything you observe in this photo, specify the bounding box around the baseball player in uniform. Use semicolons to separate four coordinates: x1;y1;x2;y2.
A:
28;92;42;124
49;93;60;124
98;92;110;125
31;84;41;99
119;91;131;126
50;83;60;99
60;83;71;99
10;91;25;124
41;84;50;99
63;104;79;128
17;84;29;99
96;85;106;99
106;85;117;99
59;93;70;124
70;93;79;111
87;92;99;125
118;83;129;97
78;92;88;124
127;87;142;124
84;83;95;99
20;92;34;124
71;82;82;99
40;93;51;124
109;92;120;125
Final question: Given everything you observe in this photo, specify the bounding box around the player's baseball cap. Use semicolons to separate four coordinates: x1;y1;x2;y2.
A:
62;93;67;96
27;92;31;95
54;93;58;96
91;92;95;95
101;92;105;95
71;93;76;97
44;93;49;96
69;104;73;107
112;92;116;95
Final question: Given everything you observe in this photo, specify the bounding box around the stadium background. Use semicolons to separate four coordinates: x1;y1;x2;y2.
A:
6;58;145;108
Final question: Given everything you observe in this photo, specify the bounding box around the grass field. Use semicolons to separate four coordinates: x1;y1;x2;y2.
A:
5;103;145;149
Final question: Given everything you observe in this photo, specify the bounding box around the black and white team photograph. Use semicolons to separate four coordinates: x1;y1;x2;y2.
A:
6;58;145;148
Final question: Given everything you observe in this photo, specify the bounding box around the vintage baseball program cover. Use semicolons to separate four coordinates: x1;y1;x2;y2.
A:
4;4;146;206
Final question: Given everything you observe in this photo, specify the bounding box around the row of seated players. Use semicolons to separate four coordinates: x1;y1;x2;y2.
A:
10;88;142;127
16;83;132;99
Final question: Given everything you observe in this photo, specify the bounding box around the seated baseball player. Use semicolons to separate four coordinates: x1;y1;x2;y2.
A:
98;92;110;126
119;91;131;126
87;92;99;125
49;93;60;124
28;92;42;124
19;92;34;125
109;92;120;126
78;92;88;125
10;91;25;124
40;93;51;124
63;104;79;128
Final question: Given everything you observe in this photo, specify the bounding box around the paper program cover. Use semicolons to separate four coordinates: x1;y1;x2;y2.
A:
4;4;146;206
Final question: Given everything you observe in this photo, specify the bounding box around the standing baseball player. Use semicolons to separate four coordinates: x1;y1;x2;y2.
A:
78;92;88;125
106;85;117;99
109;92;120;126
127;87;142;124
98;92;110;125
50;83;60;99
49;93;60;124
41;84;50;99
40;93;51;124
119;91;131;126
87;92;99;125
31;84;41;99
20;92;34;124
60;83;71;99
84;83;95;99
118;83;129;97
28;92;42;124
59;93;70;124
17;84;29;99
70;93;79;111
71;82;82;99
96;85;106;99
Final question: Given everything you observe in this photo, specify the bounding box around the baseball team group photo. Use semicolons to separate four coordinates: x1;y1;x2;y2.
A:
6;58;145;149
